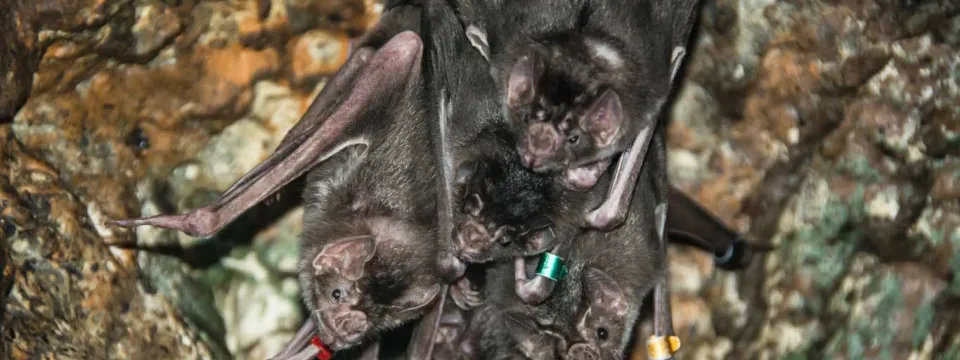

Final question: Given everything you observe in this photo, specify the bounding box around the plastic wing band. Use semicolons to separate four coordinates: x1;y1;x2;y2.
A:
310;336;334;360
647;335;681;360
535;253;568;281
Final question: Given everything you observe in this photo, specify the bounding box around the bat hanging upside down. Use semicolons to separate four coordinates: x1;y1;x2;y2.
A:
110;0;761;359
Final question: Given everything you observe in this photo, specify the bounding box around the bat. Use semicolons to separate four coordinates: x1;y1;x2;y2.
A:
110;1;448;357
449;0;705;232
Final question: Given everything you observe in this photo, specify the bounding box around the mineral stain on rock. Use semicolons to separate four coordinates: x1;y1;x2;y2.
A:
1;0;958;359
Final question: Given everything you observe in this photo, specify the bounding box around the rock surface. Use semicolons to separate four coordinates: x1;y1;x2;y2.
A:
0;0;957;359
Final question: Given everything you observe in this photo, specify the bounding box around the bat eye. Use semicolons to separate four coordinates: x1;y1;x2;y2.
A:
596;327;608;341
567;135;580;145
332;289;342;301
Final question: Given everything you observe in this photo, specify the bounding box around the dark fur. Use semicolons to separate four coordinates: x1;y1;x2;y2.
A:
451;0;675;172
292;1;449;352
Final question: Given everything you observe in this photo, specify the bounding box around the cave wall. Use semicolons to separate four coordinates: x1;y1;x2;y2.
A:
0;0;957;359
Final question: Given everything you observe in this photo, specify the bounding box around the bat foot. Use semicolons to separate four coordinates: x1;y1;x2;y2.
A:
450;276;483;310
514;257;557;305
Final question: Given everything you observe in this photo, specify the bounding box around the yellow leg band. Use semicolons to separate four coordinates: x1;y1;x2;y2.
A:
647;335;681;360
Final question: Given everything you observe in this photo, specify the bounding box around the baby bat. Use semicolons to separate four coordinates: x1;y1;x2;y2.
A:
453;154;755;267
450;0;704;231
452;151;754;307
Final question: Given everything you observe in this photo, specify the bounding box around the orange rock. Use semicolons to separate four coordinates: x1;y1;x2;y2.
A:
289;30;349;85
202;43;280;87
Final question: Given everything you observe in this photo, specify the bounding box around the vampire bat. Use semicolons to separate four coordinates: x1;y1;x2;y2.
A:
113;1;444;356
449;0;705;231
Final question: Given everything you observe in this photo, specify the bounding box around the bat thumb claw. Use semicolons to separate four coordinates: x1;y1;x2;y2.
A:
108;209;217;238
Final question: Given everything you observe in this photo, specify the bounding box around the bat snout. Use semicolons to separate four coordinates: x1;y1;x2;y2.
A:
455;219;495;262
332;311;368;342
567;343;600;360
526;123;561;157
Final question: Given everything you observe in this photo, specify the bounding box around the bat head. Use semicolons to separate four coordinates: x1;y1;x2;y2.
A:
568;267;633;359
503;37;627;174
300;222;441;350
504;310;570;360
452;158;558;263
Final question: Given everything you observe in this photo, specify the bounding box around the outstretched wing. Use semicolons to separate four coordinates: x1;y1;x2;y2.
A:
112;27;424;239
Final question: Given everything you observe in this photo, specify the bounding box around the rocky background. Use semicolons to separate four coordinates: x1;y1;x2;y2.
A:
0;0;957;359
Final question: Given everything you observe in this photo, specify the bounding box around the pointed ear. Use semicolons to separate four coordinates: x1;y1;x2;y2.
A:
313;235;377;281
396;283;442;312
582;89;624;148
507;55;538;107
584;267;628;317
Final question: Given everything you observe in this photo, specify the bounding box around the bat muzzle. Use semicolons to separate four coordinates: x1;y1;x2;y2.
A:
318;309;369;349
567;343;601;360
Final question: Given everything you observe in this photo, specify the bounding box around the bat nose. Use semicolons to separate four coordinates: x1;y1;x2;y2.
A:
526;123;560;157
567;343;600;360
456;220;493;260
333;311;368;340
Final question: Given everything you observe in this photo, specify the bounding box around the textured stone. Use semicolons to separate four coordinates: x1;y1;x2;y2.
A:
3;0;958;359
0;128;211;359
0;0;41;123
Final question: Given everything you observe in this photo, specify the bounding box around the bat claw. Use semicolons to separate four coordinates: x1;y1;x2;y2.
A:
450;276;483;310
110;207;218;238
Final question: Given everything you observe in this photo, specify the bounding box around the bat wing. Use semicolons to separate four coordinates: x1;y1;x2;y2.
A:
111;31;424;238
113;2;423;237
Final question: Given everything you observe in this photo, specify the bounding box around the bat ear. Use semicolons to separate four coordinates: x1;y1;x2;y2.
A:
504;311;555;356
396;283;442;313
583;267;628;317
313;235;377;281
507;55;539;107
581;89;624;148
